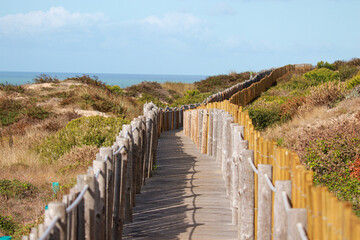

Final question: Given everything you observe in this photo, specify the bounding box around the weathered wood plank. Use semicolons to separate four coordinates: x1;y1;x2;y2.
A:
123;130;237;240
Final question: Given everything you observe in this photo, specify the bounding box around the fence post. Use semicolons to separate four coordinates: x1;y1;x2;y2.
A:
131;119;142;194
273;181;292;240
201;110;208;154
93;159;106;240
287;208;308;240
46;202;67;240
207;109;213;156
257;164;273;240
122;125;135;209
77;174;96;240
99;147;114;240
239;149;255;240
139;116;147;186
117;137;131;224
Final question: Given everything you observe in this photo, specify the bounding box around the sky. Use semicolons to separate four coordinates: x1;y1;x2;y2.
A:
0;0;359;75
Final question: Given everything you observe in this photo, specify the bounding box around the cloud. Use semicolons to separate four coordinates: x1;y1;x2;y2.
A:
0;7;105;35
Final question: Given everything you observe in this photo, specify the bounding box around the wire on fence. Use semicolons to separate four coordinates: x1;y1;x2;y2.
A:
282;191;291;212
38;216;60;240
264;174;276;192
113;144;125;155
297;223;309;240
66;184;89;213
248;157;259;175
95;169;101;179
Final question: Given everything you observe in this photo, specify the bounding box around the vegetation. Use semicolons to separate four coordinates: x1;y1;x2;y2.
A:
0;179;37;199
33;74;59;84
36;116;129;163
194;71;250;93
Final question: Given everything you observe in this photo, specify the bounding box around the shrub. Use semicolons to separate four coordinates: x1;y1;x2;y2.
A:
303;68;339;85
194;72;250;93
67;75;106;88
0;83;25;93
317;61;335;70
0;98;23;126
36;116;129;163
33;74;59;84
107;85;123;95
0;179;37;199
339;65;358;81
346;73;360;89
248;106;281;130
305;81;346;108
0;215;17;236
305;135;360;215
171;90;211;106
26;105;50;120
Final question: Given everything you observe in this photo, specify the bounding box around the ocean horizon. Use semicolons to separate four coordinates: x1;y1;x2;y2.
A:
0;71;208;88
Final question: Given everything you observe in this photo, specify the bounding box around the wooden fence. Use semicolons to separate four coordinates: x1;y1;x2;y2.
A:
183;64;360;240
23;103;185;240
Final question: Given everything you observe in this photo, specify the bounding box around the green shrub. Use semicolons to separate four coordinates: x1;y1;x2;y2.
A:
0;179;37;199
67;75;106;89
339;65;358;81
107;85;123;95
0;98;23;126
305;135;360;215
317;61;335;70
303;68;339;85
346;73;360;89
248;106;281;130
36;116;129;163
0;83;25;93
0;215;17;236
171;90;211;106
26;105;50;120
33;74;59;84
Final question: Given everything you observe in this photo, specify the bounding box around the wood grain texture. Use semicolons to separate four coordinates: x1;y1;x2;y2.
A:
123;129;237;240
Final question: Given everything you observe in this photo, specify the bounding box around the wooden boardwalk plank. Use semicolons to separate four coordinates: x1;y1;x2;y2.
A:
123;129;237;240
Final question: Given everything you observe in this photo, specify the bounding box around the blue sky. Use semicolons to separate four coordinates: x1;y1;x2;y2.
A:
0;0;359;75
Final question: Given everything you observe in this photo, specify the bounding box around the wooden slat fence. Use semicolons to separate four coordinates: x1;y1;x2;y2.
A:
23;103;186;240
183;63;360;240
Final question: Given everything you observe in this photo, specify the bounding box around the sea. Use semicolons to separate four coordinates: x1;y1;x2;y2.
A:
0;71;208;88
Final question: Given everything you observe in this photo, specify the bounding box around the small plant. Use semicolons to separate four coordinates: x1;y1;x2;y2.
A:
33;74;59;84
0;215;17;236
303;68;339;85
67;75;106;89
0;82;25;93
0;179;37;199
346;73;360;89
248;106;281;130
339;65;358;81
317;61;335;70
26;105;50;120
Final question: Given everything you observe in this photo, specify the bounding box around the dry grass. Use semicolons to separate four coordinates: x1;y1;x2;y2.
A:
263;96;360;159
161;81;195;96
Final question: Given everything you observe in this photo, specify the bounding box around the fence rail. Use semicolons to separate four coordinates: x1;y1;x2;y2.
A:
183;63;360;240
22;103;185;240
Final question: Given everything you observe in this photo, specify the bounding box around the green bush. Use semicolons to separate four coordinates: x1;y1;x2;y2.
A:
0;179;37;199
346;73;360;89
36;116;129;163
0;98;23;126
171;90;211;106
107;85;123;95
303;68;339;85
339;65;358;81
248;106;281;130
0;83;25;93
0;215;17;236
305;135;360;215
26;105;50;120
317;61;335;70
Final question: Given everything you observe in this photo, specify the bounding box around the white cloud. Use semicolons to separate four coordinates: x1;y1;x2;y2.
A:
0;7;105;35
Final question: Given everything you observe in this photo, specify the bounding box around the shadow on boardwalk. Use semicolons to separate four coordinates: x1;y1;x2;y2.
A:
122;129;237;240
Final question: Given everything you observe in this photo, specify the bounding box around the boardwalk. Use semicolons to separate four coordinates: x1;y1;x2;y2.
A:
123;129;237;240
